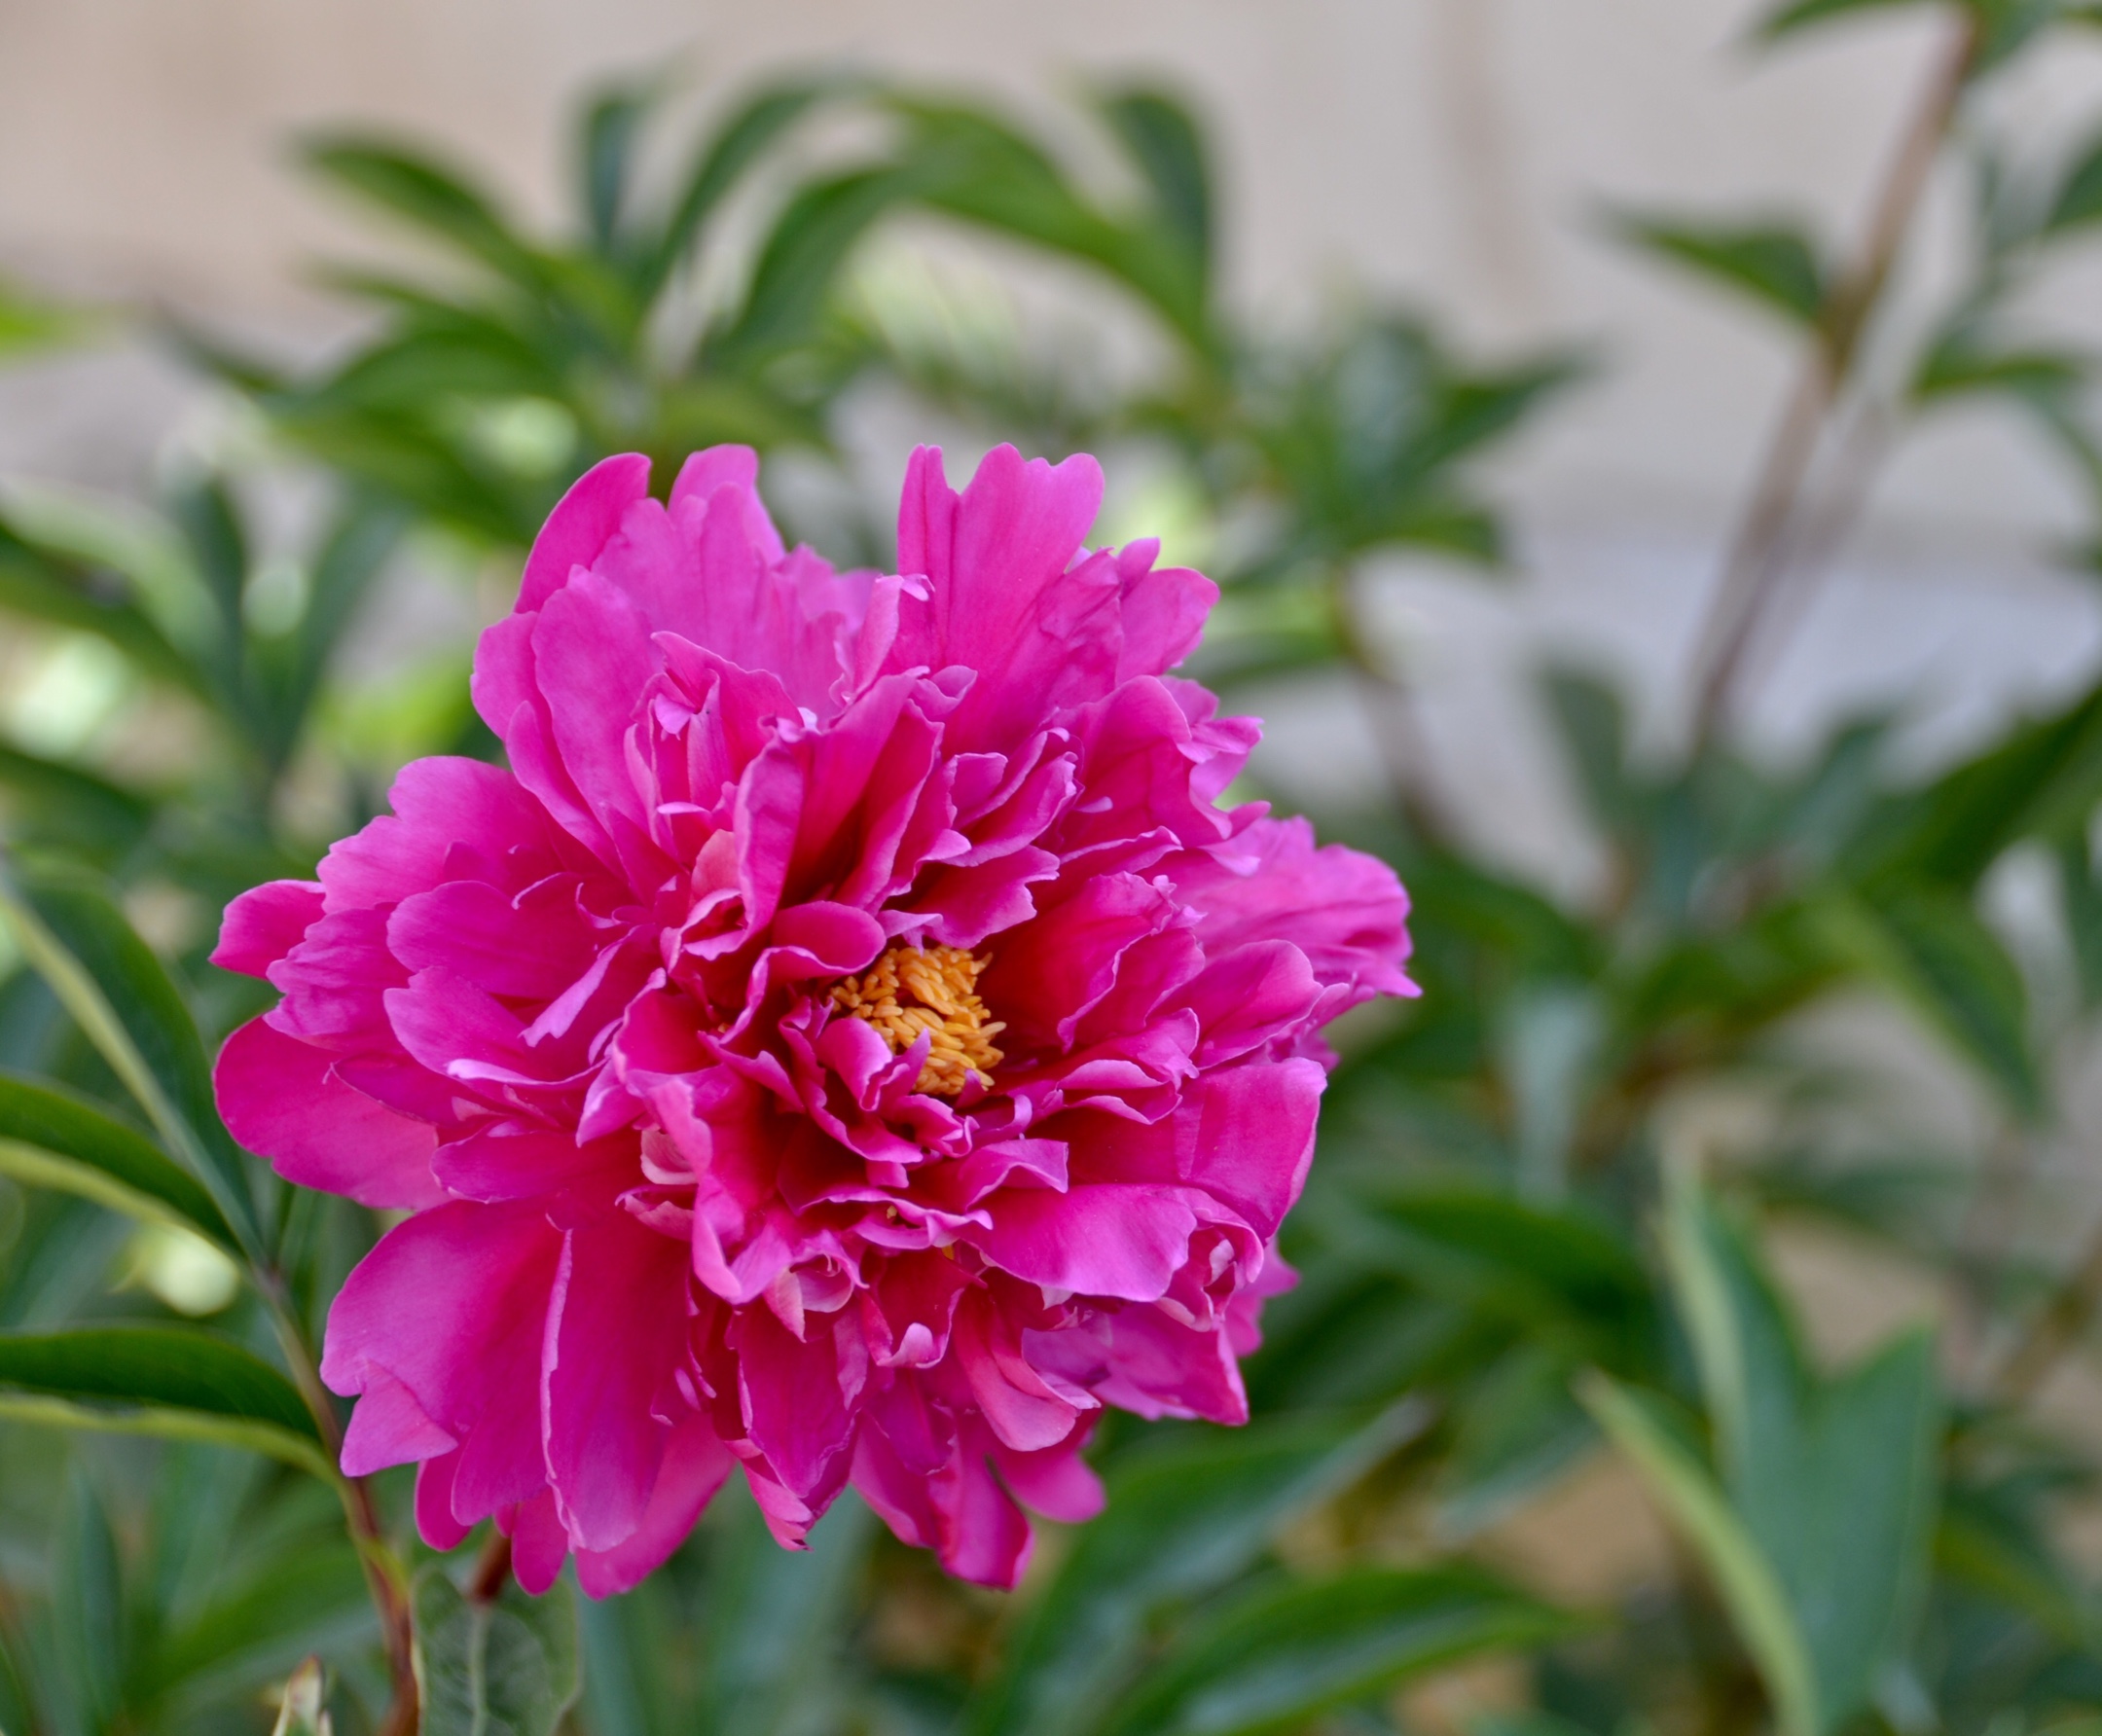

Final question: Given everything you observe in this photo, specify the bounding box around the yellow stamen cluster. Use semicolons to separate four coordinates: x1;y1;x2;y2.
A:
829;944;1005;1098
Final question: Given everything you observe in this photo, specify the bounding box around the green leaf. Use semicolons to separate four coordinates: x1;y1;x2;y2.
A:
415;1566;581;1736
967;1406;1422;1736
1755;0;1929;42
1097;88;1213;274
2048;126;2102;234
0;1069;236;1248
1357;1185;1657;1371
301;137;548;291
0;741;155;860
1912;335;2085;408
711;163;929;364
1849;676;2102;886
1660;1176;1942;1732
578;83;654;257
1614;214;1828;328
0;869;261;1246
0;275;82;358
1579;1371;1819;1736
1820;886;2041;1114
699;1483;874;1736
0;519;204;697
0;1326;328;1477
53;1469;127;1733
1097;1566;1576;1736
643;81;834;297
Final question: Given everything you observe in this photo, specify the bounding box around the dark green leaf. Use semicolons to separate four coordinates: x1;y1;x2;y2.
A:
1615;215;1827;328
1098;88;1214;274
968;1407;1422;1736
1357;1185;1657;1371
0;742;155;860
2048;127;2102;234
0;1069;236;1248
1913;336;2085;408
1755;0;1930;42
416;1567;581;1736
53;1470;126;1733
711;164;930;364
700;1483;873;1736
0;1326;326;1472
1099;1567;1575;1736
1847;676;2102;886
579;84;654;257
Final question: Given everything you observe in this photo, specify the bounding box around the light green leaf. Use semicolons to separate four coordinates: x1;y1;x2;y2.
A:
0;1325;330;1480
1579;1371;1819;1736
1659;1177;1942;1732
415;1567;581;1736
0;1069;237;1248
1096;1566;1576;1736
0;869;261;1248
1097;88;1213;273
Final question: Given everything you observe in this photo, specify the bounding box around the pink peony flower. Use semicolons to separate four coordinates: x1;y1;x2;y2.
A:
212;445;1414;1594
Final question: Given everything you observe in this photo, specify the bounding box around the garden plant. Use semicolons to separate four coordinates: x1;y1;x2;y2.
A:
8;2;2102;1732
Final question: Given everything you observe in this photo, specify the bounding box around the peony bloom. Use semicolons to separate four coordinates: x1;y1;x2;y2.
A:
212;445;1414;1593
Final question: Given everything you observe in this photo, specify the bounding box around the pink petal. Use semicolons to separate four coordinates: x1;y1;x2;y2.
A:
543;1213;699;1552
518;452;652;612
573;1418;733;1597
211;880;322;977
321;1200;562;1516
964;1183;1200;1304
216;1017;441;1210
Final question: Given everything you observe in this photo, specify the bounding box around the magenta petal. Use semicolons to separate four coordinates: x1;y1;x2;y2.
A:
670;445;786;561
416;1451;474;1551
211;880;322;977
573;1418;732;1597
340;1366;454;1476
965;1183;1200;1303
509;1490;571;1594
519;452;652;612
543;1213;698;1552
216;1017;441;1210
322;1201;562;1516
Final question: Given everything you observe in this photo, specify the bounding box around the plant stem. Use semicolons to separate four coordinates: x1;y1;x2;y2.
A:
1991;1213;2102;1401
1687;13;1979;752
256;1269;420;1734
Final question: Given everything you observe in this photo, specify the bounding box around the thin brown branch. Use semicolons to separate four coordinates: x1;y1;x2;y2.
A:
257;1270;420;1734
470;1528;517;1605
1688;13;1981;752
1991;1212;2102;1402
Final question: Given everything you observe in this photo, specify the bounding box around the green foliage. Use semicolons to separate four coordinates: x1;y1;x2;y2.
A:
416;1568;581;1736
1613;215;1830;329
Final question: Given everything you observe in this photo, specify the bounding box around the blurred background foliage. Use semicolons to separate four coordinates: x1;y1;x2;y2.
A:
13;0;2102;1731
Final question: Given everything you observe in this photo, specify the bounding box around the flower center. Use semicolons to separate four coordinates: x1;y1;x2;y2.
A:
829;943;1005;1098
